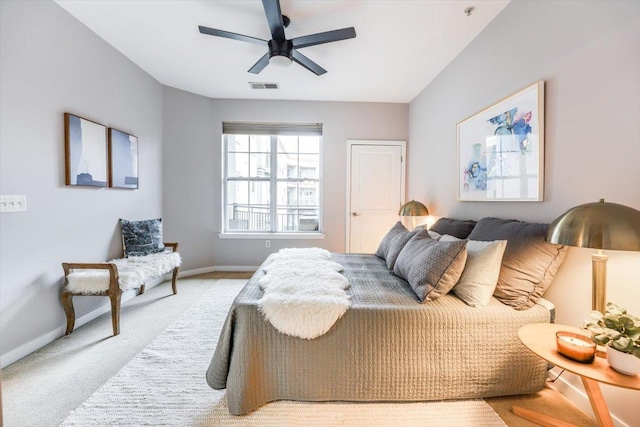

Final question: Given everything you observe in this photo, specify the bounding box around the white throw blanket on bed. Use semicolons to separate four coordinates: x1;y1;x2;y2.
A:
258;248;350;339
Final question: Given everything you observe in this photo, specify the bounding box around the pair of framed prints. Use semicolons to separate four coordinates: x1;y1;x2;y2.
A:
64;113;139;189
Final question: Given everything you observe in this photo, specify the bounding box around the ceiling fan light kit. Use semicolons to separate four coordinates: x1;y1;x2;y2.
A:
270;55;292;68
268;39;293;67
199;0;356;76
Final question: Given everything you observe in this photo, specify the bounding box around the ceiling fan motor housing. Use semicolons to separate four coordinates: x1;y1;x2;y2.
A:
268;38;293;60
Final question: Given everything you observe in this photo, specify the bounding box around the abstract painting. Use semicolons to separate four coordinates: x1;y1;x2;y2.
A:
65;113;108;187
457;81;544;201
108;128;139;189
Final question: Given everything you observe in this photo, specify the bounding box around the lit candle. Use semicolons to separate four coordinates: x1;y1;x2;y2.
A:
556;331;596;363
559;335;592;347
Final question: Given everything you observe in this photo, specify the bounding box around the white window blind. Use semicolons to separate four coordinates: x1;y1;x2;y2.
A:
223;122;322;136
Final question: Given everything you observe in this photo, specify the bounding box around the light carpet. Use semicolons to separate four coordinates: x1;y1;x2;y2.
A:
61;279;507;426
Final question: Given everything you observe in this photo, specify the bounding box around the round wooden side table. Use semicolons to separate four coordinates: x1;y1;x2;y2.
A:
515;323;640;427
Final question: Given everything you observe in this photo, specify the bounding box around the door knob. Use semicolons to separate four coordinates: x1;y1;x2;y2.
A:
352;212;361;217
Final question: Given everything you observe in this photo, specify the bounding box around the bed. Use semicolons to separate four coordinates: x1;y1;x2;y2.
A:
206;252;555;416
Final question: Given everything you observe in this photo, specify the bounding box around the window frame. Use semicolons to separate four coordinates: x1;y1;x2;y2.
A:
221;130;324;239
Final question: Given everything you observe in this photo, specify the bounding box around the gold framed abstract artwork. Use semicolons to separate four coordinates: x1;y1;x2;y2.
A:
457;81;544;201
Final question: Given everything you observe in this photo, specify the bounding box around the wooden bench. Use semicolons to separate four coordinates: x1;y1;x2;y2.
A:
61;243;181;336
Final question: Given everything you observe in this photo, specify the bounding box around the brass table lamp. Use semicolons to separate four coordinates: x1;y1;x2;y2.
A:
546;199;640;312
399;200;429;230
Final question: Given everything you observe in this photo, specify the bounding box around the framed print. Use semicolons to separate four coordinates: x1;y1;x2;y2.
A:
457;81;544;201
64;113;108;187
108;128;139;189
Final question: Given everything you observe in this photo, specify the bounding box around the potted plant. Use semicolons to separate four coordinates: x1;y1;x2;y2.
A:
585;302;640;375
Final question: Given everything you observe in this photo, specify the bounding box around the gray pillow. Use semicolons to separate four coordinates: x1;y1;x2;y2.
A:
120;218;165;257
393;230;468;302
375;221;417;270
430;217;477;239
412;225;443;240
467;217;567;310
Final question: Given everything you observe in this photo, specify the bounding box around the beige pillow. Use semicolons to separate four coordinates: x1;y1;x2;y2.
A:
440;235;507;307
393;230;468;302
467;217;567;310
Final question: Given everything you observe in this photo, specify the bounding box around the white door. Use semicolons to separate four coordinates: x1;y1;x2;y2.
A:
347;141;405;253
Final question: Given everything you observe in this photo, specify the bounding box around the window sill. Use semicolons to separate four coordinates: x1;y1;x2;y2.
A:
218;233;325;240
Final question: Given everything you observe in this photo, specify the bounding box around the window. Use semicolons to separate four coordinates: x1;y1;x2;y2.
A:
223;122;322;234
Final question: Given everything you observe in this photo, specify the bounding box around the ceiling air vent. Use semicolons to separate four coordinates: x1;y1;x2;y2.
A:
249;82;279;90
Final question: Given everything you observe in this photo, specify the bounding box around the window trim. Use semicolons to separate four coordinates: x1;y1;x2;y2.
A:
218;232;325;240
221;129;323;237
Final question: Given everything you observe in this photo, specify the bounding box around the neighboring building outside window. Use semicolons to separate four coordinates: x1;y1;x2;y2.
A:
222;122;322;234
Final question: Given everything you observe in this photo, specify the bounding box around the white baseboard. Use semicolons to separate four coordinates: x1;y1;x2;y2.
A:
212;265;258;272
177;266;217;278
0;276;165;369
548;368;630;427
0;267;256;368
178;265;258;277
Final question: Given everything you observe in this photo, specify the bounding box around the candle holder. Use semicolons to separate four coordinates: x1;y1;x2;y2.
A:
556;331;597;363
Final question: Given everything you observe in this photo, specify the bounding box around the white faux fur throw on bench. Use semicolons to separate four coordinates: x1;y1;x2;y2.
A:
258;248;350;339
65;252;182;294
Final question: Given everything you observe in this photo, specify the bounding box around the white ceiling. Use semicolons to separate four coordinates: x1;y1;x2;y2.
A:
55;0;509;103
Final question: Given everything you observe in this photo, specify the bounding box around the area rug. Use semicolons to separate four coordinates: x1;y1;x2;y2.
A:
60;279;508;427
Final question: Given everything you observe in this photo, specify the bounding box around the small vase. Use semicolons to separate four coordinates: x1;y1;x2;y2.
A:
606;346;640;376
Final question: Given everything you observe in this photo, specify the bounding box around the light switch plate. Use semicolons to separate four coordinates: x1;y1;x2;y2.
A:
0;195;27;213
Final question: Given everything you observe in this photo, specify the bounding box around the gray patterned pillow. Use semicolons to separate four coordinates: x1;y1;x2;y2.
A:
393;230;468;302
412;225;443;240
120;218;165;257
375;222;417;269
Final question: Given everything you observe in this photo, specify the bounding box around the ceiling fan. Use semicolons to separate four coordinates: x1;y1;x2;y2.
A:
198;0;356;76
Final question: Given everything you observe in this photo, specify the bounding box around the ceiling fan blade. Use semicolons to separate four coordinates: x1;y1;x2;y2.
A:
262;0;285;40
291;50;326;76
198;25;267;46
291;27;356;49
248;52;271;74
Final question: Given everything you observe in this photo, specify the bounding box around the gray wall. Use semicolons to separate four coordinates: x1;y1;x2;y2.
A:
3;0;638;422
408;1;640;424
0;0;163;361
162;87;408;269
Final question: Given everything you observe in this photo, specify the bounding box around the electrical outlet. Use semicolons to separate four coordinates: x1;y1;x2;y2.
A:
265;240;271;248
0;195;27;213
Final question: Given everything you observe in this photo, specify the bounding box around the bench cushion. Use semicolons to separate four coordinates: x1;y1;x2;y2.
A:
66;252;181;294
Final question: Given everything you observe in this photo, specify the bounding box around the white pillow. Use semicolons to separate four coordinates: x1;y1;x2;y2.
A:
440;234;507;307
428;230;442;240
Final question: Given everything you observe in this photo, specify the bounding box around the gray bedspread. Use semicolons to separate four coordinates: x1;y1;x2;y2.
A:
206;253;551;415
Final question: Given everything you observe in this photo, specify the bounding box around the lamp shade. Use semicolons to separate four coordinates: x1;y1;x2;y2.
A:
546;199;640;251
398;200;429;217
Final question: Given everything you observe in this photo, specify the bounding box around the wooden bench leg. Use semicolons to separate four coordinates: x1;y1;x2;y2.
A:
109;291;122;336
61;291;75;335
171;267;180;294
